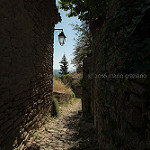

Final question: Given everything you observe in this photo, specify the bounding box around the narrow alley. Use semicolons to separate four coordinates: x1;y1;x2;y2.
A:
1;1;149;150
25;99;98;150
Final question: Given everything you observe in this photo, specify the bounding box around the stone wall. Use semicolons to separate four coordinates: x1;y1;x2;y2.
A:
82;0;150;149
53;92;72;104
82;57;92;115
0;0;60;149
73;86;82;98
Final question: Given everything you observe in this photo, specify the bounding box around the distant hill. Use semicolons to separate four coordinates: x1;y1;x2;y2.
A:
53;69;76;77
53;69;60;76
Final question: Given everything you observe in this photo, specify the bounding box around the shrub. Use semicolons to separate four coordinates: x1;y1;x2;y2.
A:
53;77;72;94
55;76;62;81
70;91;76;98
72;79;81;86
52;96;60;117
63;74;73;87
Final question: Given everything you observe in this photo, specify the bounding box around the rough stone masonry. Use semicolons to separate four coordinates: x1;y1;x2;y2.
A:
0;0;60;149
82;0;150;149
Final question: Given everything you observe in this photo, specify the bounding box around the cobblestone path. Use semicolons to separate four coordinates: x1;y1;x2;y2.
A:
25;99;98;150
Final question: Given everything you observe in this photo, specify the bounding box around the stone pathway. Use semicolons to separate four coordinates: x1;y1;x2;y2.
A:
25;99;98;150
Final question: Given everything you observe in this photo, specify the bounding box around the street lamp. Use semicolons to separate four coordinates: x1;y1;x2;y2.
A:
54;29;66;46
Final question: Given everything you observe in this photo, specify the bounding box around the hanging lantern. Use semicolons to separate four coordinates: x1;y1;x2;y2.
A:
58;31;66;46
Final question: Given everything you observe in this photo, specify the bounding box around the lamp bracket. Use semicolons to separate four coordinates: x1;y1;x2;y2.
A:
54;29;63;31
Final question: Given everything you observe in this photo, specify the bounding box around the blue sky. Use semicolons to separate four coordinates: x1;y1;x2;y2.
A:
53;0;81;70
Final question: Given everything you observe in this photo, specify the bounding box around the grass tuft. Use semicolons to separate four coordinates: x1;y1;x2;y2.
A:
52;96;60;117
53;77;72;94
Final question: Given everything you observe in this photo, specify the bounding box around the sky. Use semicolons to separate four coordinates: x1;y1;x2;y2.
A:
53;0;81;70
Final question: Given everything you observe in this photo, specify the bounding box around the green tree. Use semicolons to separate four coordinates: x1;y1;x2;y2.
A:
71;21;91;72
58;0;109;21
58;0;110;72
59;54;69;76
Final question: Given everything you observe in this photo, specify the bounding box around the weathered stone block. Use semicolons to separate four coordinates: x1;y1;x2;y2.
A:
0;2;60;147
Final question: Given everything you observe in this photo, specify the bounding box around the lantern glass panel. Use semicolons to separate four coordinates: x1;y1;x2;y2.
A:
59;36;65;46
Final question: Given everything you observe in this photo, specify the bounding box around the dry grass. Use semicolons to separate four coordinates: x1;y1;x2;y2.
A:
53;78;72;94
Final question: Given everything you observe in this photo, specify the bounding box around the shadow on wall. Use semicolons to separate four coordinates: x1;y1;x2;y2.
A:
75;94;82;98
65;112;99;150
1;128;21;150
0;0;60;149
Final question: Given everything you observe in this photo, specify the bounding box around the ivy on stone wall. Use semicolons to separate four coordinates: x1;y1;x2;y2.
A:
91;0;150;149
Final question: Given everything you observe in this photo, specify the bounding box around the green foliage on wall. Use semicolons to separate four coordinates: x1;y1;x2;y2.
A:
91;0;150;149
52;96;60;117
